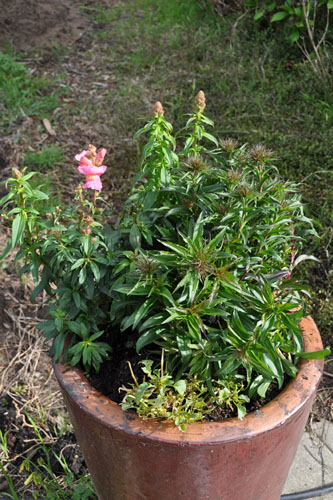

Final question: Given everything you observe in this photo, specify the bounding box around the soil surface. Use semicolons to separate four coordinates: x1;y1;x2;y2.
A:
0;393;89;494
0;0;89;51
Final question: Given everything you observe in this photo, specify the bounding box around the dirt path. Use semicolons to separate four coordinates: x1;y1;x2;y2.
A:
0;0;89;51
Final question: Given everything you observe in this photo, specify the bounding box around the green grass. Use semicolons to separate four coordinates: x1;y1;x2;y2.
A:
24;146;65;171
0;51;58;129
0;414;97;500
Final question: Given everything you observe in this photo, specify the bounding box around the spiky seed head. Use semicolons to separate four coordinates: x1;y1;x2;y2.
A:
219;138;238;152
182;199;194;210
249;144;273;162
195;90;206;112
152;101;164;116
227;168;242;182
236;181;250;196
135;257;157;275
185;155;208;171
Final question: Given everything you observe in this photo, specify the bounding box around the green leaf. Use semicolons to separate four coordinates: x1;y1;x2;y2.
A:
89;330;105;341
176;334;192;358
11;213;26;248
290;29;300;43
32;189;49;200
83;235;92;256
293;254;319;267
271;11;289;22
51;333;66;363
237;404;247;420
67;321;82;335
297;348;330;360
328;0;333;9
90;261;100;282
254;10;264;20
184;136;194;150
139;313;167;332
129;225;141;249
158;287;176;306
30;281;45;302
202;132;218;146
257;381;271;398
71;258;85;270
141;135;156;160
136;329;160;352
135;382;151;404
173;379;186;395
73;291;81;309
133;300;154;329
0;240;12;261
0;191;14;206
78;266;87;285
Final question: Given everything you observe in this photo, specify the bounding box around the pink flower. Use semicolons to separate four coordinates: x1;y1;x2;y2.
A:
95;148;106;166
76;146;107;191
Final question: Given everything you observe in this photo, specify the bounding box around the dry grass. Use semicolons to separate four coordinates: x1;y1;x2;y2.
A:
0;235;65;428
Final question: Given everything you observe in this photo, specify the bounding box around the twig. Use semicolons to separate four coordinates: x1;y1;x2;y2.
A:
300;170;331;183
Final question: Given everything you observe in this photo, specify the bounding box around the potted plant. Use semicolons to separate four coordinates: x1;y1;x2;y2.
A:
1;92;329;500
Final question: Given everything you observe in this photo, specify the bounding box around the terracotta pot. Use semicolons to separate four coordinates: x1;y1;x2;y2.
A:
54;316;323;500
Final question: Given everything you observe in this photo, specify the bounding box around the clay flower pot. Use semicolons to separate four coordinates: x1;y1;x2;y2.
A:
54;316;323;500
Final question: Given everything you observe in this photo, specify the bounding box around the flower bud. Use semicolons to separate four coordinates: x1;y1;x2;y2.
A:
195;90;206;112
152;101;164;116
12;168;22;179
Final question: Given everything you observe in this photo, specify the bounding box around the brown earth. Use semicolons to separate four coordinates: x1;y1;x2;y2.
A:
0;0;89;51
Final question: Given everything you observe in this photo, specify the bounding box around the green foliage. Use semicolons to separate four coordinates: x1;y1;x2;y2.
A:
121;356;249;431
0;51;58;129
1;94;329;424
247;0;332;39
246;0;332;75
25;146;65;171
1;168;114;371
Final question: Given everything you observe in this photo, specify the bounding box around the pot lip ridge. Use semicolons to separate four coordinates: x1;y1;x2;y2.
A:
54;315;324;445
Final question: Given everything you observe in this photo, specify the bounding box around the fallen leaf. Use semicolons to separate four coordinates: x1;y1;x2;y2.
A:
42;118;56;136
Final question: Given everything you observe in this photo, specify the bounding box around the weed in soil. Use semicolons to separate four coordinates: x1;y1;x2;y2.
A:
0;395;97;499
86;327;289;422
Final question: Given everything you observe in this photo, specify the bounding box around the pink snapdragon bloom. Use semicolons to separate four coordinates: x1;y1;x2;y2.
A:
76;145;107;191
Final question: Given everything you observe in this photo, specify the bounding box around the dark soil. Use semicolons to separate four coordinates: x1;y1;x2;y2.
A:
0;394;89;495
87;327;146;404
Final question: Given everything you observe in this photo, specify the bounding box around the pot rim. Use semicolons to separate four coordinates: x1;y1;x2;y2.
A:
54;315;323;445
